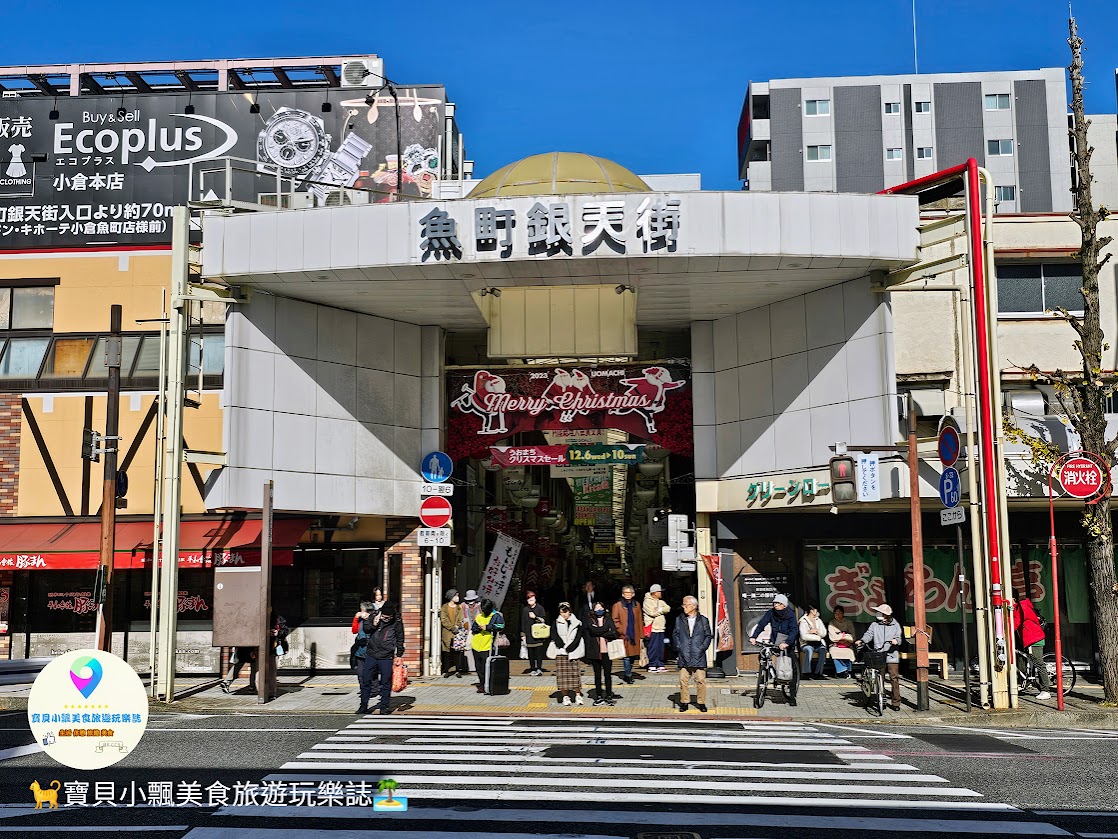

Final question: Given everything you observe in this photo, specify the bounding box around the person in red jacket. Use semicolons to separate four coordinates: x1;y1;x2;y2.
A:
1013;589;1051;700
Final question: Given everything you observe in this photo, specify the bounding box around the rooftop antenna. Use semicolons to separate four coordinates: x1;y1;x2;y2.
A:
912;0;919;74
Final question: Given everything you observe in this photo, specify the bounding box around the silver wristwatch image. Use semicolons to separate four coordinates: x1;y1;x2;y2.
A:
256;107;331;179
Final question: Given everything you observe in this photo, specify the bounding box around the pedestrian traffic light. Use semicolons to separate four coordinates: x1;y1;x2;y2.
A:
81;428;100;463
829;455;857;504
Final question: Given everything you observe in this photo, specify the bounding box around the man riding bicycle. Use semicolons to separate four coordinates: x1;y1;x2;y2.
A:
749;594;800;706
856;603;902;711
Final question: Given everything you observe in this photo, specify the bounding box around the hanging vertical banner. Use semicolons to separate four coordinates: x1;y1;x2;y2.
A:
701;554;735;652
477;533;523;609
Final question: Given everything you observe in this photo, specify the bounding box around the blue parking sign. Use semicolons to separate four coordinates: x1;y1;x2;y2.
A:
938;467;961;508
421;451;453;483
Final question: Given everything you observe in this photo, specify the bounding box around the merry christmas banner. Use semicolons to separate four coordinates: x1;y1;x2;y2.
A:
447;362;692;462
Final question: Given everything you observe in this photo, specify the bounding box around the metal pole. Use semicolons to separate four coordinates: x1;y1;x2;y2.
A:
422;548;433;678
147;303;168;698
94;305;123;652
259;481;274;703
957;522;972;712
391;86;401;200
907;391;930;710
158;206;189;701
1049;459;1066;709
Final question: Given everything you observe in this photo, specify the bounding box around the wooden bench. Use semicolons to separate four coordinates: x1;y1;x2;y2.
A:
900;625;950;678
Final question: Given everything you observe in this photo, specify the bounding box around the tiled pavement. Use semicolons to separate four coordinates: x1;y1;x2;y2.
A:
130;664;1109;722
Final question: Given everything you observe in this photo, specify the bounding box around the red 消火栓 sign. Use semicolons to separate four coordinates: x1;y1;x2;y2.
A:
447;363;692;461
1059;456;1108;499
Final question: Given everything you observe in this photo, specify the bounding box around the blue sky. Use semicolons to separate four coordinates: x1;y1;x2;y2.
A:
3;0;1117;190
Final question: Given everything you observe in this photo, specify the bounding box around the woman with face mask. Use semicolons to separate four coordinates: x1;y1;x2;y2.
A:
521;590;549;676
584;600;621;705
439;589;464;678
547;602;586;706
857;603;903;711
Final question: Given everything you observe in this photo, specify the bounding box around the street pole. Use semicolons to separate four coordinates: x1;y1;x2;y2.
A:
142;303;169;698
1048;457;1066;710
259;480;274;704
907;391;930;711
157;206;189;701
94;304;122;653
957;522;972;712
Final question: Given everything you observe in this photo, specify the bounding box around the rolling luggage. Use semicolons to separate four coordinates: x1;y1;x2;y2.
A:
485;648;510;695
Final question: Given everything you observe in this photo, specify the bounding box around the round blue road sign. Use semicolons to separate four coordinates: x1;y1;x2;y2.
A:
421;451;453;483
938;426;960;467
938;467;961;508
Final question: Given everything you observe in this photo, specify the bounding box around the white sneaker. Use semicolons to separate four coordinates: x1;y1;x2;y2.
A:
1036;691;1052;700
562;696;572;706
575;694;585;705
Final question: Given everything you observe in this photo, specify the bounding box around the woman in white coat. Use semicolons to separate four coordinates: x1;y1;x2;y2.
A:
799;606;829;679
547;602;586;706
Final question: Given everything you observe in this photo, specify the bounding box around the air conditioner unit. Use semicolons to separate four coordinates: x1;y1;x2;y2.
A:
258;192;315;209
1;92;20;99
340;58;384;88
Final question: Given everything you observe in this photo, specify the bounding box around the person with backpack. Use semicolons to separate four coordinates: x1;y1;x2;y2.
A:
357;602;404;715
1014;589;1052;700
470;598;505;694
748;594;801;706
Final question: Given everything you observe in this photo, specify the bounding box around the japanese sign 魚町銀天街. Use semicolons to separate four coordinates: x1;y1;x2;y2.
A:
418;196;683;262
0;87;447;249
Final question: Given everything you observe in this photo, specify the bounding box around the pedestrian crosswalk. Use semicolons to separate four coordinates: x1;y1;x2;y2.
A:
189;713;1095;838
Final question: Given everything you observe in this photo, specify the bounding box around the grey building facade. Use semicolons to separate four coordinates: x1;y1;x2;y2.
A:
739;69;1073;212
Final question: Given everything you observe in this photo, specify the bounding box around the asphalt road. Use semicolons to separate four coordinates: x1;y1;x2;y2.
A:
0;710;1113;838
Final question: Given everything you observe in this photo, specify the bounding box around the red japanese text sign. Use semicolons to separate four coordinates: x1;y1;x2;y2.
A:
1059;456;1108;499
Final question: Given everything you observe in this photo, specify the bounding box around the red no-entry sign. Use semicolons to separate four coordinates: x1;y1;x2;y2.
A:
1059;456;1107;499
419;495;453;529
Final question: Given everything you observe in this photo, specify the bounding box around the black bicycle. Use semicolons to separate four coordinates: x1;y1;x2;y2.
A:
751;641;793;709
969;651;1075;696
857;647;888;716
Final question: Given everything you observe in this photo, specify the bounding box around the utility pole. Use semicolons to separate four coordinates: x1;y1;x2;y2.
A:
94;304;123;653
907;391;931;711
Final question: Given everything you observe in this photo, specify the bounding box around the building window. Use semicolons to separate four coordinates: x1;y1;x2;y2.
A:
915;101;931;113
806;145;832;161
0;285;54;331
885;102;901;115
988;139;1014;157
886;148;903;161
997;262;1084;315
805;99;830;116
985;94;1011;111
995;185;1017;202
916;147;933;160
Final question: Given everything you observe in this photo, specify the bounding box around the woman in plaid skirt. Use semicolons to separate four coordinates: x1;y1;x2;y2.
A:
548;602;586;706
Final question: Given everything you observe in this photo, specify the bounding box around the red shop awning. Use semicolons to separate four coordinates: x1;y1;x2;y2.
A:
0;517;310;571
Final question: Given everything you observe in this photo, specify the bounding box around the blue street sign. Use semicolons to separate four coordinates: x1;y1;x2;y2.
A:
938;467;961;509
421;451;453;483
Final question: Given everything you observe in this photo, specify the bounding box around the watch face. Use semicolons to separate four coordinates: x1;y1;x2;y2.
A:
260;116;323;171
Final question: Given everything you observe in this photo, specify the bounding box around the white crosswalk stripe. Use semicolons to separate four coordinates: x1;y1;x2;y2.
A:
200;713;1041;831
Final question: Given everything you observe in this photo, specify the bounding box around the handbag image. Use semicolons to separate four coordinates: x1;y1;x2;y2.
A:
520;640;529;660
452;627;469;651
531;623;551;639
607;638;627;660
643;623;653;640
391;660;409;692
775;653;794;682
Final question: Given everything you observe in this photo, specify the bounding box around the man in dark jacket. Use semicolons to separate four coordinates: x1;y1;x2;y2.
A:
672;595;712;712
358;603;404;715
749;593;801;706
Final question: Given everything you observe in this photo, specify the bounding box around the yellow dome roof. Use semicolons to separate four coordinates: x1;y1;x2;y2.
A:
470;152;651;198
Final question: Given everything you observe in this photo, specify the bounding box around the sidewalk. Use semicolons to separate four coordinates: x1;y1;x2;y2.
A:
6;664;1108;727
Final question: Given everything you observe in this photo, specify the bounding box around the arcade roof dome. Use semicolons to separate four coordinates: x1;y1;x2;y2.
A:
469;152;652;198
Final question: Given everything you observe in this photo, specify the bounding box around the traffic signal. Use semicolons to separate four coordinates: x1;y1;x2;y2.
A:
81;428;100;463
829;455;857;504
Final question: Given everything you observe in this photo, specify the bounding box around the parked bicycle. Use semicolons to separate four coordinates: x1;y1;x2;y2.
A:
969;651;1075;696
857;646;888;716
751;641;793;709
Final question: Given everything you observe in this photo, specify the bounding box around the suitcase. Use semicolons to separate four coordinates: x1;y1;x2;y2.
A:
485;651;510;695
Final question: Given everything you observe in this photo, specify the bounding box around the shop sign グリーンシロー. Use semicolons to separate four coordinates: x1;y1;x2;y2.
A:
447;363;692;461
419;196;682;261
0;87;448;249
